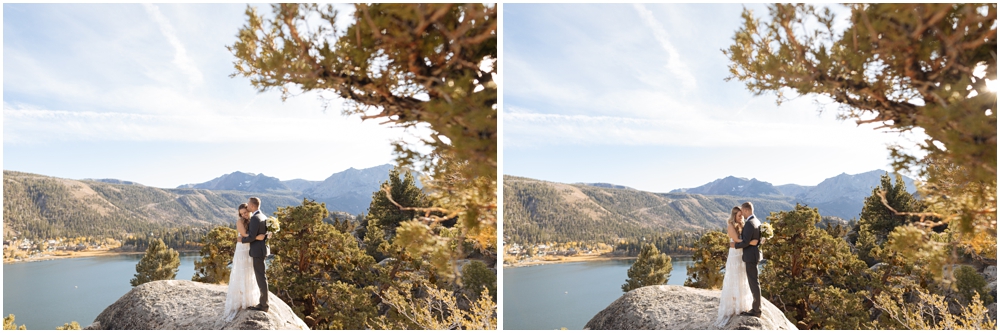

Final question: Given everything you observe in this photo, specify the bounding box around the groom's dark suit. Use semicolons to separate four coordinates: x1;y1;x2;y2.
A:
734;215;762;315
241;210;269;310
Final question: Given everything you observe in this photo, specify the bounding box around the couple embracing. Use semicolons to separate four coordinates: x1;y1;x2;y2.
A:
715;202;764;327
222;197;272;321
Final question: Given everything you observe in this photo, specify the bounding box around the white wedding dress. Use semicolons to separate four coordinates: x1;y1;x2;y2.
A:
222;240;260;321
714;240;754;327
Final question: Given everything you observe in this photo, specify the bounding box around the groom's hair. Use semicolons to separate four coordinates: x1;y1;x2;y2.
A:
741;201;754;212
248;197;261;209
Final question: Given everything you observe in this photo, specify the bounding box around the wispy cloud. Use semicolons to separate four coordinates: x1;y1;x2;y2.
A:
503;105;892;149
143;3;203;86
2;102;408;145
632;4;697;93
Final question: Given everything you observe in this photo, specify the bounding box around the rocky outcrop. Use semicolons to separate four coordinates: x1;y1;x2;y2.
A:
984;265;997;281
584;285;796;330
84;280;308;330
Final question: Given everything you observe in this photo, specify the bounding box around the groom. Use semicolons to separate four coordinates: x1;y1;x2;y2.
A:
734;201;762;317
241;197;269;312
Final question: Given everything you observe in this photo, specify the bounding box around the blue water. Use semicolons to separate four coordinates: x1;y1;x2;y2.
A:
3;254;199;330
503;257;693;330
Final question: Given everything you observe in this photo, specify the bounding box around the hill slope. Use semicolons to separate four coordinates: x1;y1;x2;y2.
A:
503;170;916;244
3;171;302;240
503;175;793;244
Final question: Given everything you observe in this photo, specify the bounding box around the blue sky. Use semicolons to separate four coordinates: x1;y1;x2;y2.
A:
3;3;425;188
502;3;928;192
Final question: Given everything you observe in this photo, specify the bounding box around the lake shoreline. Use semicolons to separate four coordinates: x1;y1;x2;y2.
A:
4;249;200;264
504;254;637;268
505;254;694;268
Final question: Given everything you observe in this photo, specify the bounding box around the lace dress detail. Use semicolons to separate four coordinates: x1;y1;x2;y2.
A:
222;241;260;322
714;247;754;327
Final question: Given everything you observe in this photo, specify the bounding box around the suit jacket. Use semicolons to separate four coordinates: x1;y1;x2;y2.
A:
734;215;761;263
241;211;268;258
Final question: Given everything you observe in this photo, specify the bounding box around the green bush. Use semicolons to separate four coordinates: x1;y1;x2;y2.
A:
462;260;497;302
622;243;672;292
954;265;994;304
130;238;179;287
684;231;728;289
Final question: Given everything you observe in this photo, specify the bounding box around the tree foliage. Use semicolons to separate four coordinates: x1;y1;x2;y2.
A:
461;260;496;302
192;226;237;284
130;238;179;287
954;265;995;305
55;322;80;330
368;166;427;238
685;230;729;289
726;3;996;186
3;314;25;330
725;1;997;290
230;3;497;279
873;287;996;330
230;3;496;179
370;275;497;330
854;173;918;265
760;204;870;329
266;199;380;330
622;243;673;292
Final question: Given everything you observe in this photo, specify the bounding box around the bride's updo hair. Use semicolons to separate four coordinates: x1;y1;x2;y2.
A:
728;206;744;235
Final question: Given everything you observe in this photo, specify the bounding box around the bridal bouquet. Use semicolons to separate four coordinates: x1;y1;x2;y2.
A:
759;222;774;242
266;217;281;234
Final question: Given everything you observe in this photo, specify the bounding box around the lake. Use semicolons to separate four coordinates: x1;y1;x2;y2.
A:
3;253;199;330
503;257;693;330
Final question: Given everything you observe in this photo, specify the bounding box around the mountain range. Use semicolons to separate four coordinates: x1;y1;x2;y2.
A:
3;164;408;240
503;170;915;244
177;164;415;215
670;170;916;220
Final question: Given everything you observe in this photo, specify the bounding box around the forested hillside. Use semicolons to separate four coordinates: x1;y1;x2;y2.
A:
503;175;793;244
3;171;301;241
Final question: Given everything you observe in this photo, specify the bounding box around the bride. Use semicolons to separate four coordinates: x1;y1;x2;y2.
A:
222;203;265;321
715;206;756;327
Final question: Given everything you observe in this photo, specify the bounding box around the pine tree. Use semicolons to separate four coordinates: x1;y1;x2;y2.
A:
622;243;673;292
761;204;870;329
954;265;995;305
267;199;380;329
725;4;996;280
230;4;498;278
854;173;917;266
130;238;180;287
461;260;497;302
366;167;428;240
726;3;995;190
192;226;237;284
684;231;728;289
363;221;389;262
